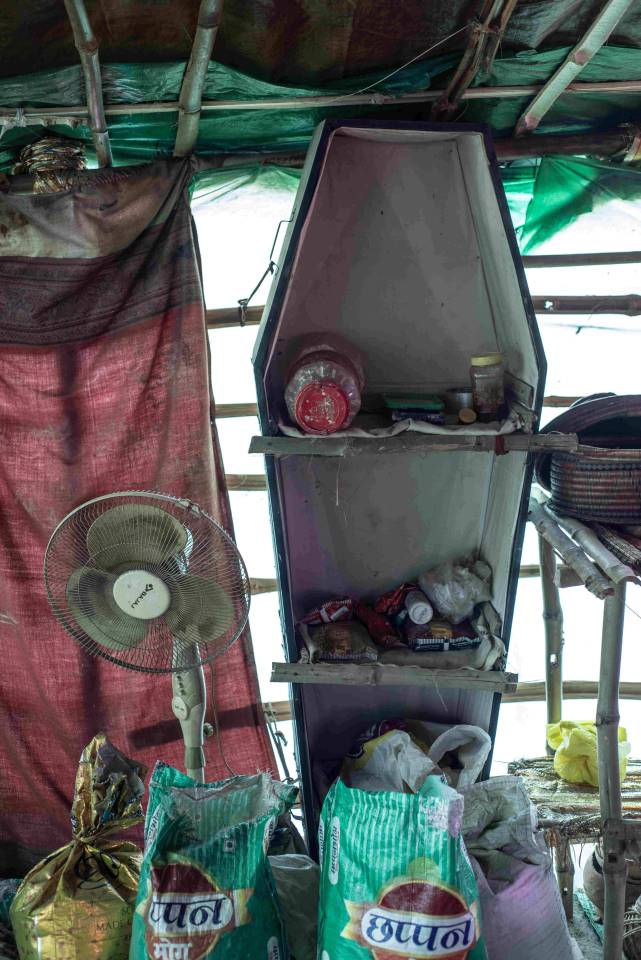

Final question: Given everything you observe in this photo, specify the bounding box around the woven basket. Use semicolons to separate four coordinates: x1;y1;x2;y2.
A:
549;445;641;524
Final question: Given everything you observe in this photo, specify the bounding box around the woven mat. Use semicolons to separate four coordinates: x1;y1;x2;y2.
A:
509;756;641;840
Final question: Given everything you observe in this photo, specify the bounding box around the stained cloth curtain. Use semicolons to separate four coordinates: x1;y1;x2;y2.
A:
0;160;275;876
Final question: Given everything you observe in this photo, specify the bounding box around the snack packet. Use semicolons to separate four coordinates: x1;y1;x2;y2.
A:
130;764;297;960
11;733;146;960
299;598;353;626
318;776;487;958
299;621;378;663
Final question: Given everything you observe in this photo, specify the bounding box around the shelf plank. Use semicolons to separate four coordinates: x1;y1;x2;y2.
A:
271;661;518;693
250;432;578;458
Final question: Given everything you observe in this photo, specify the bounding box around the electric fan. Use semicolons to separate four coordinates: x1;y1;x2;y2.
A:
43;491;251;782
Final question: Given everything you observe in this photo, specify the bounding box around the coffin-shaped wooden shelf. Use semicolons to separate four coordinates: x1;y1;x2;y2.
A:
250;433;578;458
271;660;518;693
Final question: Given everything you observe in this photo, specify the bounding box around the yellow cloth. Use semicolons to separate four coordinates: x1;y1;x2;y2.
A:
546;720;630;788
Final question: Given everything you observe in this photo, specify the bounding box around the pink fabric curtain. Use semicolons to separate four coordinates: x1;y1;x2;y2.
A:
0;160;275;874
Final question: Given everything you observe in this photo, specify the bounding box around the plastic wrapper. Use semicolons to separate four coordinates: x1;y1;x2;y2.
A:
343;720;491;793
10;734;146;960
462;777;576;960
299;597;353;626
299;620;378;663
404;617;478;650
380;633;505;672
354;602;400;648
547;720;630;787
418;558;493;624
130;764;297;960
373;583;416;617
318;776;487;958
268;855;319;960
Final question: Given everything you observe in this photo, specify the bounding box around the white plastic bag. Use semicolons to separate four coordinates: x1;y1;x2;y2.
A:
419;558;492;623
341;729;439;793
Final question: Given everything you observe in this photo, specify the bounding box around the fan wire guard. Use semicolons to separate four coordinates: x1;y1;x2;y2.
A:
44;492;251;674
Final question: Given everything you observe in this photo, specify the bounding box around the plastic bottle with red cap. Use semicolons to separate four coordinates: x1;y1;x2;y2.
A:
284;334;365;435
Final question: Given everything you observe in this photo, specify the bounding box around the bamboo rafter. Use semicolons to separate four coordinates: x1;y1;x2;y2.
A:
174;0;224;157
431;0;519;120
62;0;112;167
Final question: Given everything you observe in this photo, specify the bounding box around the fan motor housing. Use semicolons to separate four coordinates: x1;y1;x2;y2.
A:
113;570;171;619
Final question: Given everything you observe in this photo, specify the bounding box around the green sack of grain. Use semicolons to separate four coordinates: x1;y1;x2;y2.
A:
318;776;487;959
129;763;297;960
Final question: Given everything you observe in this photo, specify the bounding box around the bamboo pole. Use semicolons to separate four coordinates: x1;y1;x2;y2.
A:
174;0;224;157
538;535;563;749
62;0;112;168
532;294;641;316
598;581;628;960
266;682;641;723
524;251;641;268
515;0;637;136
555;513;639;584
3;86;641;127
528;497;614;599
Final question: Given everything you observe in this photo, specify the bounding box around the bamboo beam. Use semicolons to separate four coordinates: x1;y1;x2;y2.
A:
532;294;641;316
249;567;575;596
174;0;224;157
432;0;518;120
264;681;641;724
226;474;267;491
216;403;258;418
249;563;576;596
250;577;278;594
4;85;641;129
62;0;112;167
523;251;641;268
515;0;637;136
207;306;262;328
208;297;641;329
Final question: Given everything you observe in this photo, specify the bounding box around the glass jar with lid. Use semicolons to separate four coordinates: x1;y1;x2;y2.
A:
470;353;506;423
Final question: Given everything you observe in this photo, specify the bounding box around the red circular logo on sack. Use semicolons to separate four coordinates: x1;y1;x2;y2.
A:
343;876;478;959
144;861;250;960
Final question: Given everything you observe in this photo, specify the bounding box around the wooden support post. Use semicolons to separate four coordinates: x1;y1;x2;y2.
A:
538;535;563;755
63;0;112;167
174;0;224;157
598;581;628;960
555;837;575;921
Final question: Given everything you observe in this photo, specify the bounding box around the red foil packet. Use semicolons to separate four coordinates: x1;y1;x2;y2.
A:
300;598;353;626
354;602;400;648
373;582;417;617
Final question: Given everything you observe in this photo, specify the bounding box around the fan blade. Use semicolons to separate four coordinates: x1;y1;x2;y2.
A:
66;567;148;651
165;575;236;646
87;505;189;572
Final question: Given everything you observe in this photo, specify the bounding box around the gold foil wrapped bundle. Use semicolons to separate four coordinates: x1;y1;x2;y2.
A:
10;734;146;960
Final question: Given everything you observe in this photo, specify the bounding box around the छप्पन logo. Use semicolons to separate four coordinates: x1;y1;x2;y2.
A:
341;875;478;960
143;860;252;960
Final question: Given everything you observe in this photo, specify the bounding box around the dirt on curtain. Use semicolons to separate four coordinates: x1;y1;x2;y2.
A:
0;159;275;876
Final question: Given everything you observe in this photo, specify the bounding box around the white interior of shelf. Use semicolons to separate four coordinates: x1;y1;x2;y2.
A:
253;124;544;781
